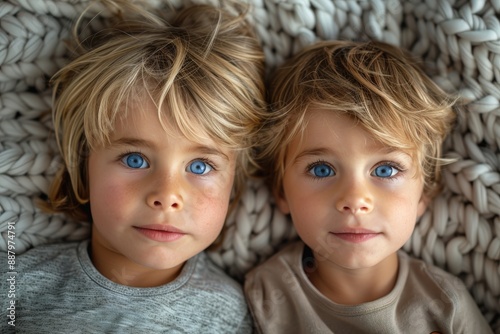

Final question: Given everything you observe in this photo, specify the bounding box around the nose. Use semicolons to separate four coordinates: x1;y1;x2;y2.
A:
146;174;183;211
335;177;373;214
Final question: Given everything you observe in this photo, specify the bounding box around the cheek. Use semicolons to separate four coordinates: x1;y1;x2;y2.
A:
384;192;422;235
201;180;229;199
285;188;326;233
88;174;130;225
204;174;234;205
197;181;233;226
284;179;325;214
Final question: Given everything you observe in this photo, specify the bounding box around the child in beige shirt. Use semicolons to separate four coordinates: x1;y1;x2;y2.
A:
245;40;493;333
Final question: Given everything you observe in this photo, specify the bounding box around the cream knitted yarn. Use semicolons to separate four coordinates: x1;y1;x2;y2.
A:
0;0;499;329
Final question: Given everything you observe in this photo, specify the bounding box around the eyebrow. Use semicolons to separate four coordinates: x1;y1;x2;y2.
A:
192;145;231;161
293;146;404;162
110;137;230;161
293;148;332;162
110;138;156;149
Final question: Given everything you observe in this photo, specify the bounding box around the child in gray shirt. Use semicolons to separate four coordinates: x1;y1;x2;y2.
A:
1;0;266;332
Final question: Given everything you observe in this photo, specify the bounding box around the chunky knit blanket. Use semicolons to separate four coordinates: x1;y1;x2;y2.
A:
1;0;499;330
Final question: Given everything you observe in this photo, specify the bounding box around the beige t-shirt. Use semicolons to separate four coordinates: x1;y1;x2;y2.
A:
244;241;493;334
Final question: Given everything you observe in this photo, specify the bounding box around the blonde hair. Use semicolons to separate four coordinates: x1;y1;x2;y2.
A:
45;0;266;221
260;40;456;199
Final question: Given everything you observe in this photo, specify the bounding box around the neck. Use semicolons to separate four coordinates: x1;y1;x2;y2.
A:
306;251;399;305
90;239;184;288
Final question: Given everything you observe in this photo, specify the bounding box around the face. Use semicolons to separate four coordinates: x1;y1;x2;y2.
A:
87;98;236;284
277;109;427;272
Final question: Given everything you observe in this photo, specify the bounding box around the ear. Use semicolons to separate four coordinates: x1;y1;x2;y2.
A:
416;195;429;218
274;188;291;215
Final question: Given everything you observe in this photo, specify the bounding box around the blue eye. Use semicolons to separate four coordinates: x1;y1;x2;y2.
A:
122;153;149;169
309;164;334;178
188;160;213;175
373;164;398;178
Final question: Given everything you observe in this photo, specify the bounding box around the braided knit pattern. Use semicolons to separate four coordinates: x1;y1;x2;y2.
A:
0;0;499;328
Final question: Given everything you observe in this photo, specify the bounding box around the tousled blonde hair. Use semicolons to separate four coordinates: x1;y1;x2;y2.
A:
45;0;266;221
260;40;456;199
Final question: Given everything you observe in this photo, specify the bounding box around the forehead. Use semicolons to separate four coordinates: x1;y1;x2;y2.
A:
284;108;417;162
109;98;230;154
114;95;215;145
285;109;373;151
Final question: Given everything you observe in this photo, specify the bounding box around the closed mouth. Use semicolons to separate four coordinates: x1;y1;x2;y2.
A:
134;224;185;242
330;229;380;243
135;224;185;233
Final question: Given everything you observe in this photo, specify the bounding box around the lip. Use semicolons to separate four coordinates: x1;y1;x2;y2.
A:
134;224;186;242
330;228;380;243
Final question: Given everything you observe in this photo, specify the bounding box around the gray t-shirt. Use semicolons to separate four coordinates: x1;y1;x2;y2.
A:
1;240;252;333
